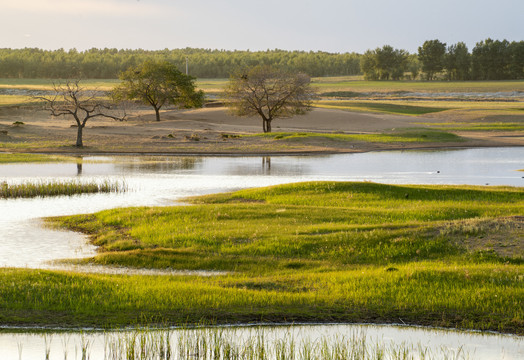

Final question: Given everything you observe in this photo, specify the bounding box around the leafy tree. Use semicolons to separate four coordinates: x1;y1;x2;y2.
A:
509;41;524;79
360;46;408;80
375;45;408;80
360;50;379;80
418;40;447;80
471;39;511;80
445;42;471;80
36;80;125;147
114;60;204;122
224;65;315;133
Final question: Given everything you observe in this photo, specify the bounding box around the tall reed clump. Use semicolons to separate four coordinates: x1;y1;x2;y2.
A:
0;179;127;198
38;327;472;360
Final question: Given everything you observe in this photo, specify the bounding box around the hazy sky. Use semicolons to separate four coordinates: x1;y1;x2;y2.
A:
1;0;522;53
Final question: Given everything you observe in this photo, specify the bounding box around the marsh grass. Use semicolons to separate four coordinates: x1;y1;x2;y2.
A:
0;153;77;163
247;130;463;143
16;327;475;360
0;179;127;198
17;182;520;333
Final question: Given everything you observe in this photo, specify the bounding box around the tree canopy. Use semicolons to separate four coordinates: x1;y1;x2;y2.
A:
418;40;447;80
113;60;204;122
224;65;315;133
360;45;408;80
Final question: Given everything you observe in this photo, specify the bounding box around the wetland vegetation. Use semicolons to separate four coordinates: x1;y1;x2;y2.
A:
1;182;520;333
0;179;126;198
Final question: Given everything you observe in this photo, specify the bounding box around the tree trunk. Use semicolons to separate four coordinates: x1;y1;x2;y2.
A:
266;119;272;133
76;125;83;147
154;107;161;122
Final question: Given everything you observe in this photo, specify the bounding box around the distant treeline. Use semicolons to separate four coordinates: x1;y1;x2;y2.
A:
0;48;361;79
0;39;522;80
361;39;524;81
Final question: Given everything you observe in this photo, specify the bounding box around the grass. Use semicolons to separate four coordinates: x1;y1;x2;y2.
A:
310;79;524;93
416;122;524;132
0;78;121;91
0;182;519;332
0;179;127;198
0;153;77;163
10;326;477;360
248;130;464;143
315;101;449;116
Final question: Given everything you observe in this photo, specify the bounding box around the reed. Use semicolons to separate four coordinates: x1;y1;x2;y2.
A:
0;179;127;198
25;327;474;360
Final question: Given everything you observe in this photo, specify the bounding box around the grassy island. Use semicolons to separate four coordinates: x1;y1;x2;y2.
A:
0;182;522;334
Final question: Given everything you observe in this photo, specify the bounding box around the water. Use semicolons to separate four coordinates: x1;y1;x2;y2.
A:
1;324;522;360
1;148;523;269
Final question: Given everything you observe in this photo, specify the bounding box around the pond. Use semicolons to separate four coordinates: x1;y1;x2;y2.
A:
1;147;523;269
1;324;522;360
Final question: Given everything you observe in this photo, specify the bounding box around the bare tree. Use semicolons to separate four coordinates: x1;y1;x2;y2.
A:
36;80;126;147
224;65;315;133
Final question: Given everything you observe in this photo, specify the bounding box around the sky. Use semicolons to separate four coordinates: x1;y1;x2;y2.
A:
1;0;522;54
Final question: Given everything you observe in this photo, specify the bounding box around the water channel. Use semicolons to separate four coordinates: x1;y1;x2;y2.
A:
1;147;523;358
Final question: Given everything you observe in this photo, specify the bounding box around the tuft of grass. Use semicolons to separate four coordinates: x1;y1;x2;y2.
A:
0;179;127;198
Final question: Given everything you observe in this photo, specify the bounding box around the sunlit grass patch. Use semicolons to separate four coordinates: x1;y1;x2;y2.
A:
315;101;449;115
0;153;77;163
248;130;463;143
417;122;524;131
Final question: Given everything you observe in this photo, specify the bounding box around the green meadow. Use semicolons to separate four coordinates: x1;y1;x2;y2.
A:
1;182;521;333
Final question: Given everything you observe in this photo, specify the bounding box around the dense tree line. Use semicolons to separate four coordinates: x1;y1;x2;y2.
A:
360;38;523;81
0;48;361;79
0;39;521;80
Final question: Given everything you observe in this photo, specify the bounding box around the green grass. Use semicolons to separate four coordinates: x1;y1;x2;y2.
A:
0;78;121;91
248;130;464;143
0;153;77;163
316;101;450;116
417;122;524;132
0;179;126;198
310;79;524;93
0;182;511;332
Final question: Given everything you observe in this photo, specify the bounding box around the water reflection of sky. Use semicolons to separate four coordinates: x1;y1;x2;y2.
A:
0;324;522;360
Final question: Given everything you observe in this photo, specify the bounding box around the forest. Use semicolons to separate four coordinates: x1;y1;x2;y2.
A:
0;38;522;80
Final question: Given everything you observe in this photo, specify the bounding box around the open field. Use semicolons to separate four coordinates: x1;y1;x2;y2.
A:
0;103;522;154
1;182;521;333
1;77;523;93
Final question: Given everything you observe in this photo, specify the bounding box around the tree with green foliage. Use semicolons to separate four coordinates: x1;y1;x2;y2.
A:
418;40;447;80
36;80;125;147
360;45;408;80
445;42;471;80
224;65;315;133
508;41;524;79
113;60;204;121
471;38;512;80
